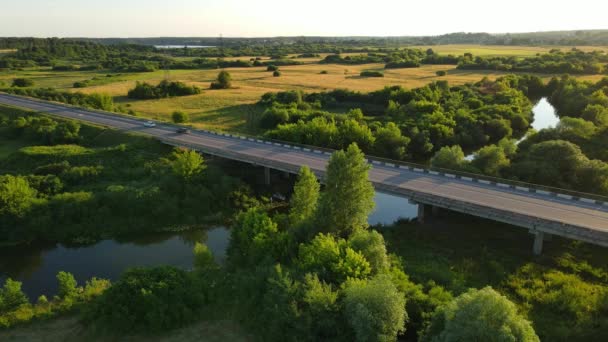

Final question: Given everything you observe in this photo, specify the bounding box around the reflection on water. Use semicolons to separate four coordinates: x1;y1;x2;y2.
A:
369;191;418;225
0;227;229;299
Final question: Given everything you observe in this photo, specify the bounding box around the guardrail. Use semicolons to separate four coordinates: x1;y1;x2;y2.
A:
3;91;608;207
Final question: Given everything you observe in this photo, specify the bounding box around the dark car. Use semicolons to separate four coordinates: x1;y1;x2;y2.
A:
176;127;190;134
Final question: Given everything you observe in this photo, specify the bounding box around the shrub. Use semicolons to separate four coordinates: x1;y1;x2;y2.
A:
171;111;189;123
56;271;78;299
320;70;329;74
84;266;205;332
11;78;34;87
273;70;282;77
436;70;447;76
267;65;279;71
360;71;384;77
210;70;232;89
421;287;539;342
73;81;88;88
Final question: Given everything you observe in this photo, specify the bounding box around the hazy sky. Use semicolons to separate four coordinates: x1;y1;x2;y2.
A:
1;0;606;37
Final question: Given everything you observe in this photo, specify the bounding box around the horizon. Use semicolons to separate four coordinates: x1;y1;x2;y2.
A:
2;0;607;38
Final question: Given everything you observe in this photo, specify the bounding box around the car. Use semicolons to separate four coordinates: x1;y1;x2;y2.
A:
143;121;156;127
176;127;190;134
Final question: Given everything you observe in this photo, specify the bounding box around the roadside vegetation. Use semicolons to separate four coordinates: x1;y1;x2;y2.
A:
0;105;248;245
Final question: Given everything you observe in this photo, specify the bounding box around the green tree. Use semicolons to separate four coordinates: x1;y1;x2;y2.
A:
12;78;34;87
57;271;78;298
373;122;410;160
421;287;539;342
0;175;37;218
344;275;407;342
317;143;375;236
347;230;389;274
430;145;465;170
171;111;190;123
210;70;232;89
297;233;371;284
471;145;510;177
227;209;286;267
0;278;29;312
289;166;320;226
169;148;205;181
193;242;217;271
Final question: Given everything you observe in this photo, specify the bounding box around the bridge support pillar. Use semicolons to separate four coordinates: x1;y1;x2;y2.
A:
417;204;431;223
532;231;544;255
264;167;271;186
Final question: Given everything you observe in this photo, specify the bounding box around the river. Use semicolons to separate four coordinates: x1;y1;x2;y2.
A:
465;97;559;161
0;192;416;298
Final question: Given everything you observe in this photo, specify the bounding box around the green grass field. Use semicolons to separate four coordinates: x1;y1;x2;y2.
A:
1;44;606;133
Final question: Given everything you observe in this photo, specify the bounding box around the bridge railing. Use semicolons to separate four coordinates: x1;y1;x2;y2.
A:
4;92;608;206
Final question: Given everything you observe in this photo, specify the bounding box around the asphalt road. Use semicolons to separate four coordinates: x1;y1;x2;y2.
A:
1;93;607;239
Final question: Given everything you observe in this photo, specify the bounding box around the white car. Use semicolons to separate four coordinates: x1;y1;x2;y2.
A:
143;121;156;127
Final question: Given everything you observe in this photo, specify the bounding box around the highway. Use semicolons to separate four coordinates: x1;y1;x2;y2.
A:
1;92;608;252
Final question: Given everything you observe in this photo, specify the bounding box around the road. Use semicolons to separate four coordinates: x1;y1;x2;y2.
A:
1;92;607;250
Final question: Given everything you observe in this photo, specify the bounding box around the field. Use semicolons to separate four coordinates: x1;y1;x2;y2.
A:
1;44;606;133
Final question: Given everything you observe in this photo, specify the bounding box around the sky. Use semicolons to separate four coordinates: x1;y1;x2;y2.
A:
1;0;606;38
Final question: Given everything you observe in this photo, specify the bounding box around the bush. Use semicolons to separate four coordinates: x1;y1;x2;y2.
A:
273;70;282;77
320;70;329;74
171;111;189;123
421;287;539;342
267;65;279;72
360;71;384;77
127;80;201;99
210;70;232;89
436;70;447;76
11;78;34;87
84;266;205;332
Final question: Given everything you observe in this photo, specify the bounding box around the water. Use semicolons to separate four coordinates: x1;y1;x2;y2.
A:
465;97;558;160
531;98;559;131
0;227;229;299
154;45;215;49
0;191;416;299
369;191;418;225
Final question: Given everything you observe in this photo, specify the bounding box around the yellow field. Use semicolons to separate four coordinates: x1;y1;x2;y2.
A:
412;44;608;56
1;44;605;133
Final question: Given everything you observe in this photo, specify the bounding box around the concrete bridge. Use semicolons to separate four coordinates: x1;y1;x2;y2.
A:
2;92;608;255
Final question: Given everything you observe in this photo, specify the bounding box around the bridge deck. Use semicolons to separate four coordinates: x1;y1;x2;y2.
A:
1;93;607;246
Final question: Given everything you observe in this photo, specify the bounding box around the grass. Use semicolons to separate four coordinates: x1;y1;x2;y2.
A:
1;44;606;133
0;316;252;342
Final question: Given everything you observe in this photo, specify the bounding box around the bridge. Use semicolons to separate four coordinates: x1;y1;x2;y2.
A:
1;92;608;255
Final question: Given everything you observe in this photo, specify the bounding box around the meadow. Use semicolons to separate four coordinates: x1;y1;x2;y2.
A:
1;45;606;133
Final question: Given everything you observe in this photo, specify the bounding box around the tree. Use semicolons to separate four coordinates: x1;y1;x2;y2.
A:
421;287;539;342
0;175;37;219
57;271;78;298
273;70;282;77
0;278;28;312
297;233;371;284
373;122;410;160
193;242;217;271
289;166;320;226
347;230;389;274
436;70;447;76
471;145;510;177
344;275;407;342
210;70;232;89
430;145;465;170
227;208;285;267
317;143;375;236
169;148;205;181
171;111;189;123
12;78;34;87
